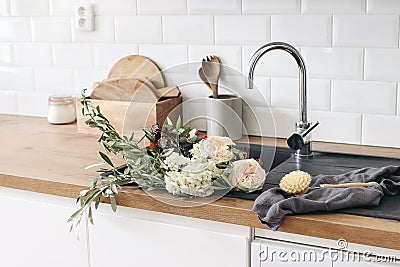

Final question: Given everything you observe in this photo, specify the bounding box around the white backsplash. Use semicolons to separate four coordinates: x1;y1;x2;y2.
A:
0;0;400;148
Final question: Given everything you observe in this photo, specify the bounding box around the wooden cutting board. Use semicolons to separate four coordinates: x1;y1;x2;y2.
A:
91;78;158;103
107;55;165;89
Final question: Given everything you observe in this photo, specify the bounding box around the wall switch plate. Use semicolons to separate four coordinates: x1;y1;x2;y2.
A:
73;1;95;32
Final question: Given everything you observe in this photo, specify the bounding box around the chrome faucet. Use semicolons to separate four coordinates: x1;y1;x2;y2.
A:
246;42;318;158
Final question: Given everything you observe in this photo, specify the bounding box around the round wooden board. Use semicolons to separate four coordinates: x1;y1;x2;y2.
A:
107;55;165;89
91;78;158;103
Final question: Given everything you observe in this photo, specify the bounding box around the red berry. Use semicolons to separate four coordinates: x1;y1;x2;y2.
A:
185;133;190;138
149;142;157;149
195;131;200;136
202;135;207;139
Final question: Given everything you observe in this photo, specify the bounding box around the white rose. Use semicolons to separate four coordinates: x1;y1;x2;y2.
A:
228;159;266;193
206;136;234;147
199;136;234;162
214;147;234;162
199;139;217;159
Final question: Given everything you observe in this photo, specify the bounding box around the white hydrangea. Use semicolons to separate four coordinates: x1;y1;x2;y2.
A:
165;169;214;197
164;152;189;171
162;137;236;197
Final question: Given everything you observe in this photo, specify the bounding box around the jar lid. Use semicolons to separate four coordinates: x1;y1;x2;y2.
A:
49;95;74;104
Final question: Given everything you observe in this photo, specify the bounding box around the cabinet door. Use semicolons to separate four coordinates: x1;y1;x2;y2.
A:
0;187;88;267
253;239;332;267
89;205;251;267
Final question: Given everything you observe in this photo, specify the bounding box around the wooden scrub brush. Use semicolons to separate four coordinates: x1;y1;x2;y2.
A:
279;170;379;195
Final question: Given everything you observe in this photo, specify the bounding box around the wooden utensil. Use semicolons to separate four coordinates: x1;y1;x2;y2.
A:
91;78;157;103
309;182;379;190
107;55;165;89
198;67;212;93
201;55;220;98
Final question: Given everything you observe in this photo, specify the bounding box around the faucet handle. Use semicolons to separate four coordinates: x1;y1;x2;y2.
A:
287;121;319;150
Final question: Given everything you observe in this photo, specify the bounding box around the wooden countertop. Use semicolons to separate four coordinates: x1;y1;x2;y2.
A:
0;115;399;250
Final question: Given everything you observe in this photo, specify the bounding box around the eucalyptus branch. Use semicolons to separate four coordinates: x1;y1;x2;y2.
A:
80;89;125;154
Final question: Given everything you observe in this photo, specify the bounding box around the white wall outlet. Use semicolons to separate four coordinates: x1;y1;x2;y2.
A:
73;1;95;32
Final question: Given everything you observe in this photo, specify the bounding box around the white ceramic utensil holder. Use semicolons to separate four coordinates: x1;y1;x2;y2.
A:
206;95;243;140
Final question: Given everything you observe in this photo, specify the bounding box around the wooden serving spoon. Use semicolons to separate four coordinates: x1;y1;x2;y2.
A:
201;55;220;98
198;67;212;92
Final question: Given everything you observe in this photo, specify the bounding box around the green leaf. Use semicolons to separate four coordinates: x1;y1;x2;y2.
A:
95;196;101;209
166;117;172;125
110;196;117;212
83;189;101;207
90;177;98;189
111;183;118;194
67;208;84;223
180;127;191;137
88;206;94;225
175;116;181;131
99;151;114;167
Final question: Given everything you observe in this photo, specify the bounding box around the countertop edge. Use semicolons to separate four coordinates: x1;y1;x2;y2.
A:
1;172;399;251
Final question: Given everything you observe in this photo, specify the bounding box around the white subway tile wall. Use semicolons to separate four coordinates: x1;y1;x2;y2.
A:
31;17;71;42
0;18;31;41
271;15;332;46
35;68;74;93
53;44;93;68
0;0;400;148
10;0;49;17
215;15;270;45
302;0;365;14
14;43;52;67
0;91;17;114
94;44;138;69
115;16;162;43
362;114;400;147
93;0;137;16
333;15;399;48
398;84;400;115
365;48;400;81
367;0;400;14
331;80;397;115
138;0;186;15
163;15;214;44
187;0;241;14
0;43;13;65
71;16;115;43
49;0;73;16
271;77;331;111
0;0;10;16
242;0;300;14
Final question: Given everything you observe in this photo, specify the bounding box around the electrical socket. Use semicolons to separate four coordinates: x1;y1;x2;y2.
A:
74;1;94;32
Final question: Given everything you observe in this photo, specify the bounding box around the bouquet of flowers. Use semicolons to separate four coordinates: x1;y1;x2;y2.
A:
68;90;266;231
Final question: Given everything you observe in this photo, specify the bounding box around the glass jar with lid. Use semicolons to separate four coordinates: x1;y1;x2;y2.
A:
47;95;76;124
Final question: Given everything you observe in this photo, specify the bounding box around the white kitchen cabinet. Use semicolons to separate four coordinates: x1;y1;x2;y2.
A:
252;239;332;267
89;204;251;267
0;187;88;267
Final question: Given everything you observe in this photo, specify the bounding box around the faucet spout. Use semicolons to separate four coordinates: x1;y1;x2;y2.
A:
246;42;317;158
246;42;307;123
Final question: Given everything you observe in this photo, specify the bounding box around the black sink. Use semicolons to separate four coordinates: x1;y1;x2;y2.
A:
100;143;400;221
227;144;400;222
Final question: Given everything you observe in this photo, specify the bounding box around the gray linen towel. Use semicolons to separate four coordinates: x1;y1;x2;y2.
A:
253;166;400;230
